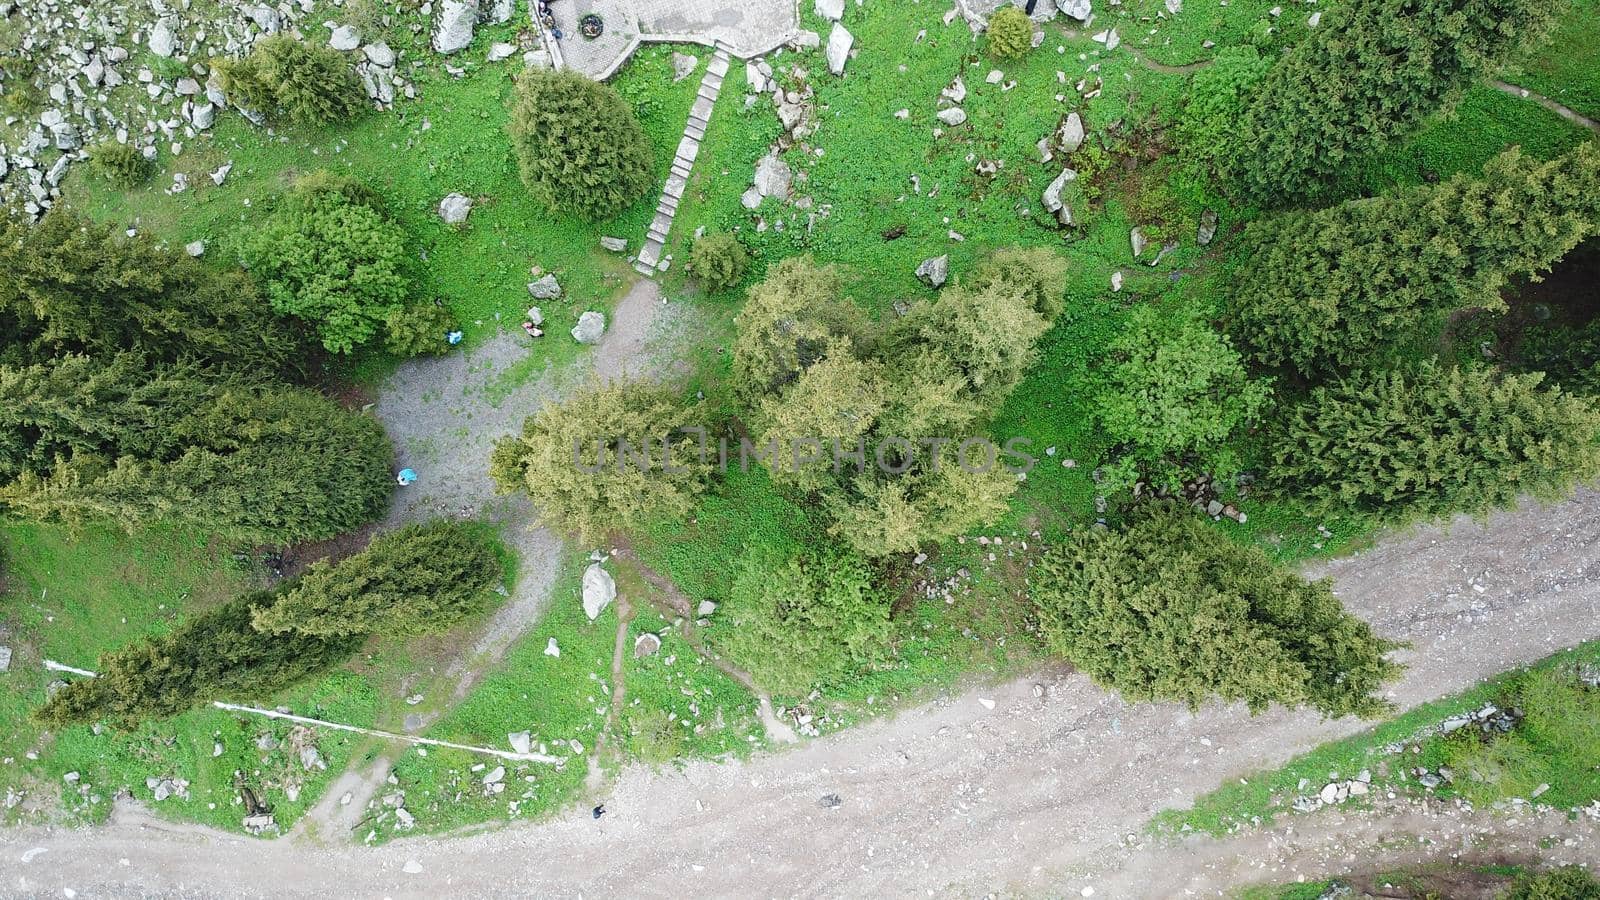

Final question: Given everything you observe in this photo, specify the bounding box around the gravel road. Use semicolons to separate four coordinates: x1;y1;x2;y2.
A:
4;481;1597;896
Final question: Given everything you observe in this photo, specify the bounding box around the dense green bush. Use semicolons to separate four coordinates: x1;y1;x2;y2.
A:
1176;47;1271;172
214;34;364;126
89;142;154;188
985;6;1034;60
238;171;412;354
0;208;295;372
1271;361;1600;520
1095;307;1270;491
688;232;750;293
1220;0;1562;204
34;588;365;728
716;546;894;695
490;380;709;541
254;521;502;637
0;377;394;544
1033;504;1400;717
507;69;655;220
731;257;875;407
965;246;1070;321
1504;865;1600;900
383;301;457;357
1232;144;1600;374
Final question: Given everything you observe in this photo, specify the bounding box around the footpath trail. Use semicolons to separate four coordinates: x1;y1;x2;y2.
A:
295;278;678;840
4;486;1599;896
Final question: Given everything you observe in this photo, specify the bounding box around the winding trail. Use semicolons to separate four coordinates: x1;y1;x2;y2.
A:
1489;79;1600;134
295;278;683;840
6;486;1599;896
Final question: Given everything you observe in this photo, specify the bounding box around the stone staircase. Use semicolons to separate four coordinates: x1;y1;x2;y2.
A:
634;47;732;276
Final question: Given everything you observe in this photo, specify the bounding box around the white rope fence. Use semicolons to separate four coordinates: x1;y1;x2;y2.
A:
42;659;561;765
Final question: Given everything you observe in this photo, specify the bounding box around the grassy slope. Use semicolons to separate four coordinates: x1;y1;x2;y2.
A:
0;524;379;832
65;40;702;381
1152;641;1600;838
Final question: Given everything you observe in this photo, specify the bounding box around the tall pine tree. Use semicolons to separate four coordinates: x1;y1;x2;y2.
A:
1271;361;1600;519
1231;143;1600;375
0;358;393;544
0;208;297;372
1221;0;1564;204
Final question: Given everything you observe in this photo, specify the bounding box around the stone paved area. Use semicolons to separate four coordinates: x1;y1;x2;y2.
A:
635;49;730;274
552;0;796;79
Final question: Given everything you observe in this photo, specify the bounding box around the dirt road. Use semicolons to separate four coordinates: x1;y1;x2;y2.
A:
4;485;1598;897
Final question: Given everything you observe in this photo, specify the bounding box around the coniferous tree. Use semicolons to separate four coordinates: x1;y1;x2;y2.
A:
1034;504;1401;718
237;171;413;355
1271;361;1600;519
730;257;876;408
252;521;503;637
1221;0;1565;204
507;69;655;220
213;34;364;127
34;588;365;728
0;208;295;372
0;379;393;544
1231;144;1600;374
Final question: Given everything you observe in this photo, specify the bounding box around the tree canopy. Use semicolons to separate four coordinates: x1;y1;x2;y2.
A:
1220;0;1564;204
507;69;655;220
1271;361;1600;520
1034;504;1401;718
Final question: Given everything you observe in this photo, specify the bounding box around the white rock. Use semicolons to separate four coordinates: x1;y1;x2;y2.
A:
936;107;967;126
581;564;616;619
432;0;480;54
571;310;606;344
673;52;699;82
438;192;472;223
753;153;792;198
487;42;516;62
633;633;662;657
915;254;949;288
508;731;532;754
482;765;505;785
814;0;845;20
1059;112;1085;152
364;42;396;66
1056;0;1092;20
149;19;177;58
544;637;559;657
185;240;206;257
527;306;544;325
978;697;996;710
527;273;562;299
826;23;853;76
402;859;424;874
329;25;361;51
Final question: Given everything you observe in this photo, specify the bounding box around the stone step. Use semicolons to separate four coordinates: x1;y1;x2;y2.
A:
690;96;716;123
685;121;707;142
637;240;662;267
704;71;724;94
671;159;693;179
675;136;700;163
657;195;679;216
696;83;720;103
707;53;731;78
650;210;674;235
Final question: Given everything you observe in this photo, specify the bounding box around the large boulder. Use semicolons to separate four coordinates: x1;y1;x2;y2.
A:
148;18;178;57
936;107;968;127
581;564;616;620
753;154;792;199
1057;0;1092;20
432;0;480;54
814;0;845;20
826;24;853;76
915;255;949;288
572;311;606;344
329;24;361;51
527;274;562;299
1042;169;1076;226
438;193;472;224
1058;112;1085;153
